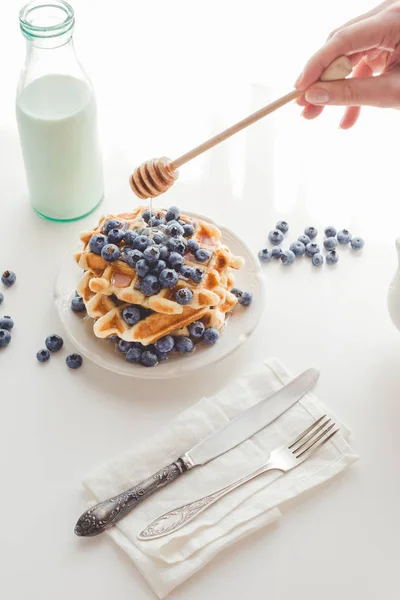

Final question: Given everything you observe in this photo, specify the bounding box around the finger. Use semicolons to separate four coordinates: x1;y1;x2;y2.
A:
302;104;325;120
327;0;395;40
304;70;400;108
296;94;308;107
339;106;361;129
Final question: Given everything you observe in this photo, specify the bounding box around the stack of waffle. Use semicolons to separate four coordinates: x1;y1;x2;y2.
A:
74;207;245;347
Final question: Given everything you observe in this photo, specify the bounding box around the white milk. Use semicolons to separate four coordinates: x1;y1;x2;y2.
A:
16;74;104;221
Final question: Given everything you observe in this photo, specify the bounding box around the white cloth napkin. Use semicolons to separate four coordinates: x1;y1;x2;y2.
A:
83;358;358;598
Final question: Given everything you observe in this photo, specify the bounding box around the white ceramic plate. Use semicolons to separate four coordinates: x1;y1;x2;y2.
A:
54;212;265;379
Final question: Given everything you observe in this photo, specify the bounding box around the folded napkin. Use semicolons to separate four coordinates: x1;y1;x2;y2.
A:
83;358;358;598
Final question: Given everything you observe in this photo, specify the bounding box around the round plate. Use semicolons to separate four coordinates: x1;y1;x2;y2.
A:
54;211;265;379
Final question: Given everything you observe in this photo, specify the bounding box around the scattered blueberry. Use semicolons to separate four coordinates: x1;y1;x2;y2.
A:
289;241;306;257
159;268;179;288
195;248;212;263
152;260;167;275
141;350;159;367
101;244;121;262
166;220;184;237
126;346;142;363
326;250;339;265
271;247;282;259
304;227;317;240
135;259;150;277
104;219;124;234
230;288;243;299
142;210;151;223
107;228;125;245
323;237;338;251
190;267;204;284
258;249;272;262
324;226;337;238
298;234;311;246
268;230;284;246
36;349;50;363
239;291;253;306
158;246;170;261
176;288;193;305
66;353;83;369
180;265;193;279
337;229;352;244
189;321;205;339
305;243;320;257
0;329;11;348
1;270;16;287
175;336;194;353
123;230;137;246
152;232;165;245
89;233;108;255
140;274;161;296
71;295;85;312
183;224;195;238
351;237;364;250
143;245;160;264
125;248;143;268
0;292;3;305
45;334;63;352
203;328;220;345
312;253;324;267
168;252;184;271
0;316;14;330
122;305;141;325
134;235;150;252
276;220;289;234
155;335;175;353
187;239;200;254
281;250;296;265
117;339;134;354
168;237;187;255
165;206;180;222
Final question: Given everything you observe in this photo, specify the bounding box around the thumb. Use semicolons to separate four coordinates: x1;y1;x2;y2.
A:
304;71;400;109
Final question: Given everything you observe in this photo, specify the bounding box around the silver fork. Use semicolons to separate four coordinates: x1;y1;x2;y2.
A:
138;415;338;540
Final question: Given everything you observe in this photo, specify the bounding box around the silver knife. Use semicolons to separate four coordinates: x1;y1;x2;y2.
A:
74;368;319;537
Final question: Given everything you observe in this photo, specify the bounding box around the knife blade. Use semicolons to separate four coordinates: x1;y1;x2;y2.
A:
74;368;319;537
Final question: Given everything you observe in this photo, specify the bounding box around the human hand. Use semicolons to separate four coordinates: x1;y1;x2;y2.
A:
295;0;400;128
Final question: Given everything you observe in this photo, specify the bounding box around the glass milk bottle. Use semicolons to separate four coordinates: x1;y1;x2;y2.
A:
16;1;104;221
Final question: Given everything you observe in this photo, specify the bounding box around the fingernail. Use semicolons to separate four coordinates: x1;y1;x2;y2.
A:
305;88;330;104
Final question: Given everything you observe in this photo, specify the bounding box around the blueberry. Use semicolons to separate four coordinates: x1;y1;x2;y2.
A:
271;247;282;259
36;349;50;363
142;209;151;223
140;274;161;296
152;232;165;245
268;230;284;246
176;288;193;305
122;305;141;325
304;226;317;239
230;288;243;299
101;244;121;262
0;316;14;330
289;241;305;257
323;237;338;250
165;206;180;222
0;329;11;348
190;267;204;284
1;270;16;287
189;321;205;338
326;250;339;265
187;239;200;254
324;226;337;238
276;220;289;234
337;229;352;244
305;243;320;257
195;248;212;263
141;350;159;367
156;350;169;362
158;245;170;261
89;233;108;255
104;219;124;234
0;292;3;305
106;335;119;342
351;237;364;250
168;252;184;271
123;230;137;246
258;249;272;262
159;268;179;288
298;234;311;246
155;335;175;353
183;224;195;237
175;336;194;353
124;248;143;268
135;259;150;277
117;339;134;354
312;253;324;267
150;215;164;227
179;265;193;279
71;295;85;312
152;260;167;275
126;346;143;363
239;291;253;306
203;328;220;345
45;334;63;352
107;228;125;245
168;237;187;255
134;235;150;251
166;220;185;237
66;353;83;369
143;245;160;264
281;250;296;265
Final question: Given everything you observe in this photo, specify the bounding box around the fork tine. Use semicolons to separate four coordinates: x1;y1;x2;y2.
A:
291;417;332;454
288;415;327;449
295;425;338;459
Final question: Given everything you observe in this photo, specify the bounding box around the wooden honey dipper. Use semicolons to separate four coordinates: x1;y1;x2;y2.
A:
129;56;352;200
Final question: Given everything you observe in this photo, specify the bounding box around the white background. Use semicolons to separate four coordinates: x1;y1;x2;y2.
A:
1;1;400;599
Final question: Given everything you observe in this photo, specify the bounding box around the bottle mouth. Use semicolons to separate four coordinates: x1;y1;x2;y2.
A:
19;1;74;39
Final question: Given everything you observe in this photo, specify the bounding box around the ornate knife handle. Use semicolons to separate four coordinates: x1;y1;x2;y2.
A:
74;457;190;537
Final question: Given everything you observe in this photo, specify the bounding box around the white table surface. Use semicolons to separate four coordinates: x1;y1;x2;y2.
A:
1;0;400;598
